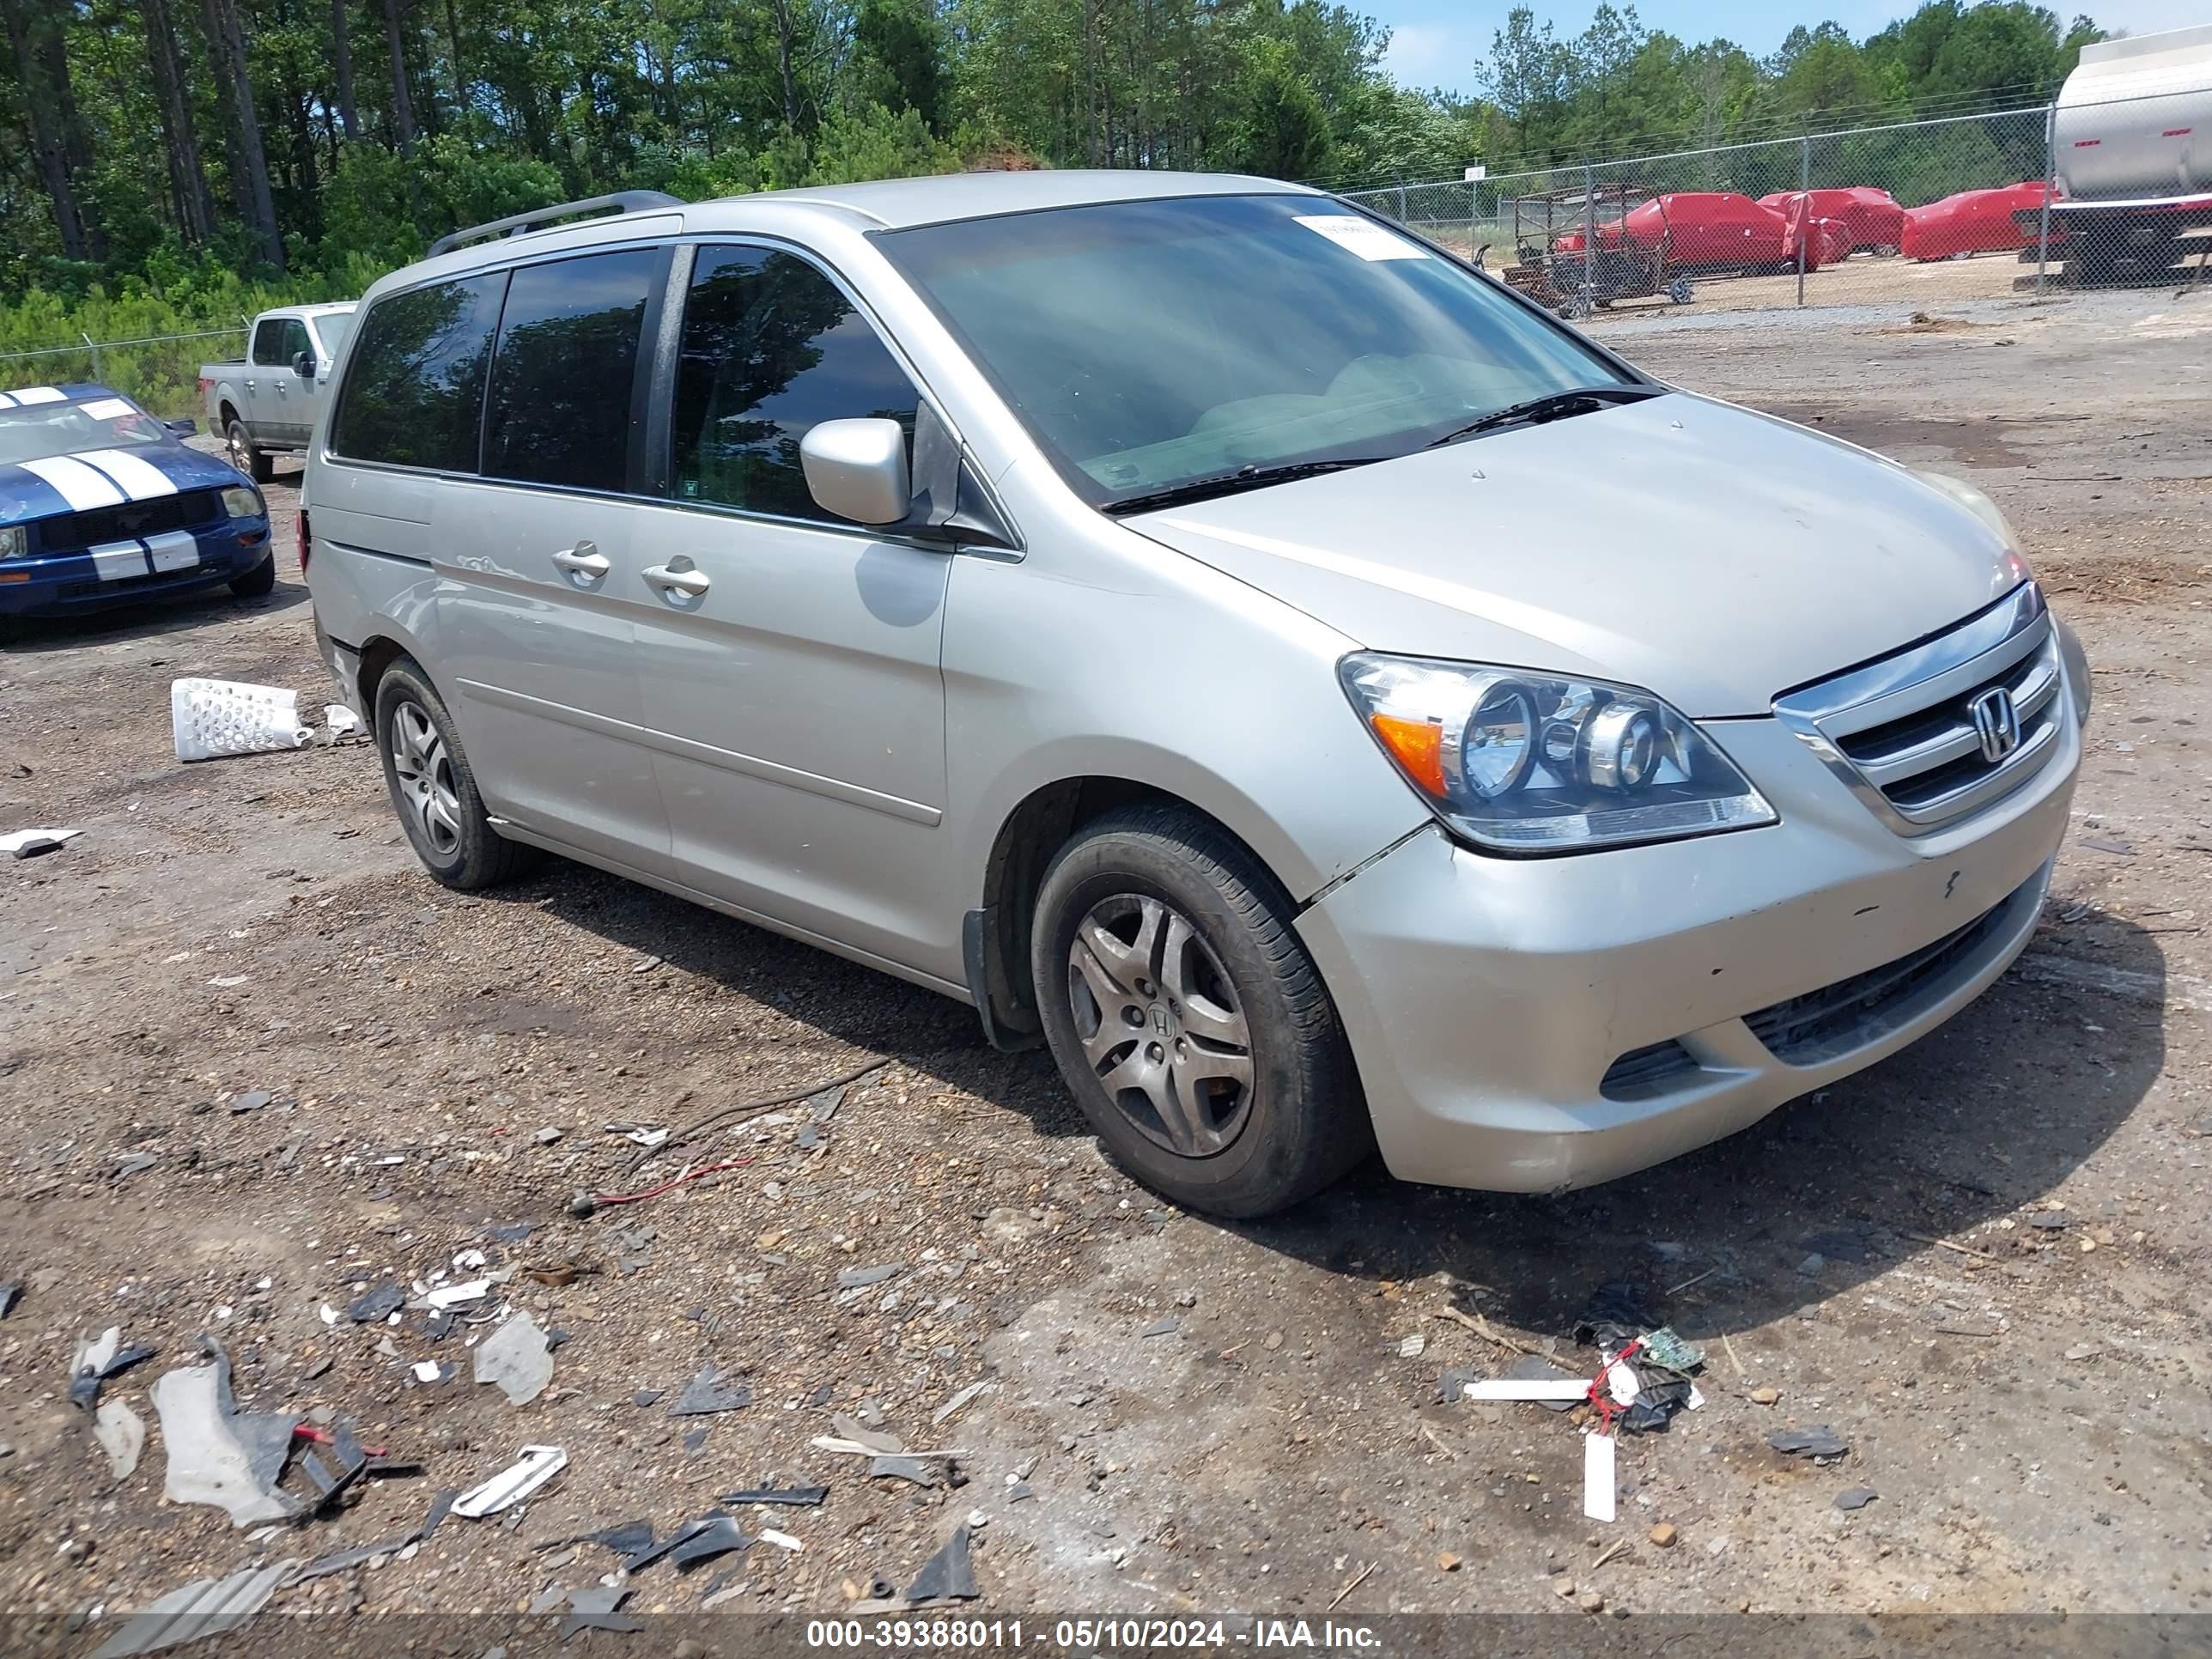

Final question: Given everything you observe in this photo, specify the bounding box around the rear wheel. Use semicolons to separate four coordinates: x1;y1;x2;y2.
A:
1030;805;1370;1218
373;658;528;890
225;417;275;485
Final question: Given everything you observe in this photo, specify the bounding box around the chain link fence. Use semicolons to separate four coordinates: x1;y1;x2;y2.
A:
0;325;246;420
1345;98;2210;327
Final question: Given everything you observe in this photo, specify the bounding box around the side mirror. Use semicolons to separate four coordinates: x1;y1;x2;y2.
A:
799;417;911;526
163;417;198;438
293;351;315;379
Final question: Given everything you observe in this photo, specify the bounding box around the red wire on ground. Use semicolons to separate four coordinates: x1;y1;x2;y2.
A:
592;1157;754;1207
1584;1335;1646;1433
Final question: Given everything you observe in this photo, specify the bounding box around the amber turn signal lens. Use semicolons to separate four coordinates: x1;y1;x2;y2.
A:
1369;712;1447;797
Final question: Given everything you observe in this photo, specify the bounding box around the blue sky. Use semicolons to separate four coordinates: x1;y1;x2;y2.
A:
1379;0;2209;95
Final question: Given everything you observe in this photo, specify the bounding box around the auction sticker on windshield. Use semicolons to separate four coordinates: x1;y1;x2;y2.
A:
1292;215;1429;260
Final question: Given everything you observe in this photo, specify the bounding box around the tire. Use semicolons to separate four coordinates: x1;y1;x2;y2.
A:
373;657;529;890
228;550;276;596
1030;804;1370;1218
226;417;275;485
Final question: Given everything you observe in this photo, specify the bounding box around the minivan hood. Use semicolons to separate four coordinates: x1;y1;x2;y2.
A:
1127;392;2026;717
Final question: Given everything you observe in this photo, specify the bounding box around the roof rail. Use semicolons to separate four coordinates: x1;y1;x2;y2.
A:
428;191;684;258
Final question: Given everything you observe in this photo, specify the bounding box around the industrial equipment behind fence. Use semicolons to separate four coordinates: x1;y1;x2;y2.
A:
1342;83;2211;325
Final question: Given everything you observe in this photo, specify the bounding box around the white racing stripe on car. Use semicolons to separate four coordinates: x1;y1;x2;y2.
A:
21;454;126;511
144;530;200;573
11;386;66;404
75;447;179;501
89;539;149;582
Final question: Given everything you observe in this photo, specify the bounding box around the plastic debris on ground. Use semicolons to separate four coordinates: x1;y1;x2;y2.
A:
70;1328;156;1411
1768;1425;1850;1459
473;1310;555;1406
169;679;315;762
3;826;82;859
1835;1485;1878;1510
870;1455;943;1488
453;1444;567;1517
94;1400;146;1480
623;1514;754;1574
666;1363;750;1416
558;1584;642;1638
905;1523;980;1603
722;1485;829;1507
150;1338;299;1527
288;1492;456;1584
0;1278;19;1317
344;1282;404;1323
88;1559;297;1658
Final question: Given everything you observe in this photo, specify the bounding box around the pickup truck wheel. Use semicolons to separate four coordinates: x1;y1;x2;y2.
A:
228;550;276;597
226;418;275;485
1030;804;1371;1218
374;659;529;890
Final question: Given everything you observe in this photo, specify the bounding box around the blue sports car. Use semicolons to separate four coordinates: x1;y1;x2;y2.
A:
0;381;275;638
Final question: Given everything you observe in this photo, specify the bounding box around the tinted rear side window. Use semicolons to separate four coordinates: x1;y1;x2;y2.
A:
483;248;659;493
672;246;918;522
329;274;507;471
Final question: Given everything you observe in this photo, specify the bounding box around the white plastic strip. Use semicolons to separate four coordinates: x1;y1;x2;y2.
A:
1583;1431;1617;1522
11;386;65;404
145;530;199;573
89;539;149;582
1462;1378;1588;1401
76;447;177;500
79;398;134;420
21;454;126;510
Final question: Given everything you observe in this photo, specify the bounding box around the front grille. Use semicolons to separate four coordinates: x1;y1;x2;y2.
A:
1775;585;2065;835
1744;878;2028;1064
43;489;221;553
1598;1038;1701;1101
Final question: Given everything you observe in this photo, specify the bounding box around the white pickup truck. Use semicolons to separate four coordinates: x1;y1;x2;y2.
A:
199;302;358;482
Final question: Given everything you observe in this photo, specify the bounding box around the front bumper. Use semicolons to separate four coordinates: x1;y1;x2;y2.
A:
0;519;270;617
1297;703;2079;1194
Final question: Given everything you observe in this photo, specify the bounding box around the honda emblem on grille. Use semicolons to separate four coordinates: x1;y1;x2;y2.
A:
1969;687;2022;763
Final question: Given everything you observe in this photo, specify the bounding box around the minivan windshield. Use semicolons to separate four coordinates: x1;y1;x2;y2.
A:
876;192;1639;510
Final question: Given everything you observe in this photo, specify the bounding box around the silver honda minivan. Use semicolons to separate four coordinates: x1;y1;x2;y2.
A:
304;172;2088;1217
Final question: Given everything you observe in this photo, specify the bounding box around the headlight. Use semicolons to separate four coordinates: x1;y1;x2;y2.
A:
1340;653;1777;852
0;526;24;560
221;485;264;520
1915;470;2032;583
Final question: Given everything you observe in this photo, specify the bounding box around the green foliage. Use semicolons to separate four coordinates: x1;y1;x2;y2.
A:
0;0;2112;394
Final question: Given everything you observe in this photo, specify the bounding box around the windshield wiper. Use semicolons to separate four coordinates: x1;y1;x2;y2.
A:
1102;457;1389;516
1425;385;1660;449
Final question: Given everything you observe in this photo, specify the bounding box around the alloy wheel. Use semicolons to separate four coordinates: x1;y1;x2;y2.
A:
1065;893;1255;1157
389;699;463;858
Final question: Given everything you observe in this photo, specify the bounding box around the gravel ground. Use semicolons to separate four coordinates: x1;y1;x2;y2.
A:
2;287;2209;1646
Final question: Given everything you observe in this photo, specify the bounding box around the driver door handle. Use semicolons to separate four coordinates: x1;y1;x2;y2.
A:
643;562;710;598
552;542;611;580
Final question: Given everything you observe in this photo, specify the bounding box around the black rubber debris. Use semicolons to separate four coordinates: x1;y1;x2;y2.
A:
1572;1280;1659;1347
720;1486;828;1508
558;1585;641;1638
345;1283;404;1322
669;1516;752;1572
1768;1425;1850;1459
905;1523;979;1603
667;1364;751;1416
1834;1486;1878;1511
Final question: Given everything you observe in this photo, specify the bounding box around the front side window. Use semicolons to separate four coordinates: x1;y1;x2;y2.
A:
250;319;285;365
876;193;1636;508
277;319;312;365
483;248;659;493
672;245;920;523
328;274;507;471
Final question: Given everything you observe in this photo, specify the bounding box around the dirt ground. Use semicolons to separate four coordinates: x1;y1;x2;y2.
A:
3;285;2209;1648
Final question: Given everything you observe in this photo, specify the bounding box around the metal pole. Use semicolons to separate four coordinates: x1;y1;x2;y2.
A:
1396;179;1407;222
1796;134;1810;307
2036;101;2057;297
1583;161;1598;315
82;331;101;385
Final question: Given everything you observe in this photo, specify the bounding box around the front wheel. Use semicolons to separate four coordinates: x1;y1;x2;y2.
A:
1030;805;1370;1218
228;550;276;596
226;418;275;485
373;658;529;890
